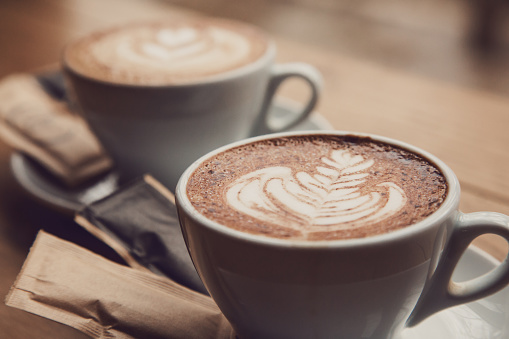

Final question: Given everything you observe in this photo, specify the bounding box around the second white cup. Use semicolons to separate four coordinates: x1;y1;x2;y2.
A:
62;19;322;190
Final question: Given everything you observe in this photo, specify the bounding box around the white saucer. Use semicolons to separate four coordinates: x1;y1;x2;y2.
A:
10;100;334;213
402;246;509;339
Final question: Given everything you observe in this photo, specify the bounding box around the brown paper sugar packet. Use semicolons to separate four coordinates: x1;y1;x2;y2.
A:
5;231;234;339
75;175;208;295
0;73;112;186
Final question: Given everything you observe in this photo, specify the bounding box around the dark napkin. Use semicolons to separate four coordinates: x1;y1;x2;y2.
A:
76;175;208;295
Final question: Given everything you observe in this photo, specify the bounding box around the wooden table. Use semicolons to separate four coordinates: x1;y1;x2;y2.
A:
1;0;508;338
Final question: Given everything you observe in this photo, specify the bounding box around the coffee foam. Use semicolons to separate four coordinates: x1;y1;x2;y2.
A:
64;20;269;85
187;135;448;241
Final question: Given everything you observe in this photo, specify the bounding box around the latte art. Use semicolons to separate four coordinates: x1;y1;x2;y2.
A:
64;20;268;85
91;26;252;79
187;135;448;240
226;150;407;235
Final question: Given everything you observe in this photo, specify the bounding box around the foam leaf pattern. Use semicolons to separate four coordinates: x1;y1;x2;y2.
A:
226;150;407;235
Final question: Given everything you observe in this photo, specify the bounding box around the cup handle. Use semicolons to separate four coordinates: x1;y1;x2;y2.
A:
249;63;322;136
406;211;509;327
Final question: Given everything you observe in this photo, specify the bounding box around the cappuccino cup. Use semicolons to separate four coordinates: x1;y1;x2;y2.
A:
175;130;509;339
62;18;321;190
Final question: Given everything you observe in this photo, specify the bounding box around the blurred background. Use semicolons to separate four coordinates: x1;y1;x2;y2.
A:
2;0;509;94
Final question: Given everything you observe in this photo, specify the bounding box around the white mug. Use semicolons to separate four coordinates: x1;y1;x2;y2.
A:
175;130;509;339
63;26;321;191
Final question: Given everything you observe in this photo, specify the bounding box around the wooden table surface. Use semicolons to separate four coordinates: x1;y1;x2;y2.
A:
1;0;509;338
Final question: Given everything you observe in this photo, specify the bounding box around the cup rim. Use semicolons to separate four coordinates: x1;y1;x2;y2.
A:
176;130;460;248
61;20;277;89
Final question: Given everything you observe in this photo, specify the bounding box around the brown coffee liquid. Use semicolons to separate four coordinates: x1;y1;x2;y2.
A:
187;135;448;241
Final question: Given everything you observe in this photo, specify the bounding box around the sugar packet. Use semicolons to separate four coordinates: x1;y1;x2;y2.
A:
0;73;112;186
75;175;208;295
5;231;234;339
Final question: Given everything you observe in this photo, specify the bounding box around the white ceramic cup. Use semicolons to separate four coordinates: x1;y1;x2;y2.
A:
63;32;321;191
175;130;509;339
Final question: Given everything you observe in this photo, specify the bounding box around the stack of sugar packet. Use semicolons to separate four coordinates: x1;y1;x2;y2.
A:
5;230;234;339
6;175;234;338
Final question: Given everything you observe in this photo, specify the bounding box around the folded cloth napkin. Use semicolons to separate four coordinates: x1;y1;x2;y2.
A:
5;231;234;339
0;73;112;186
75;174;208;295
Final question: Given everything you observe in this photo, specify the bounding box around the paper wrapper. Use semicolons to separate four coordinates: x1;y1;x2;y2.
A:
74;175;208;295
5;231;234;339
0;73;112;186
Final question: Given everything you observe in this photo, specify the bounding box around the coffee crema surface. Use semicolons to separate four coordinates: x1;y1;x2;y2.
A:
187;135;448;241
63;19;268;85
